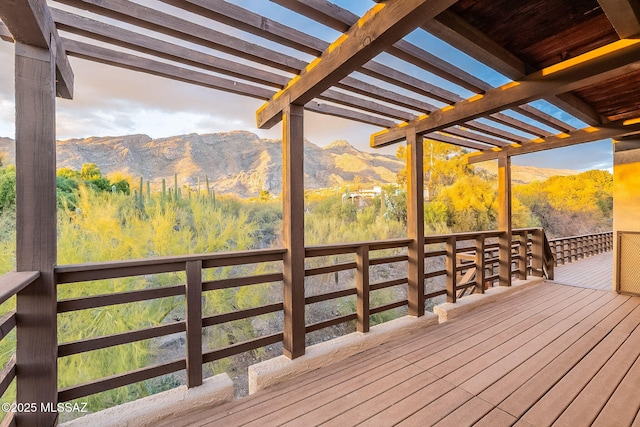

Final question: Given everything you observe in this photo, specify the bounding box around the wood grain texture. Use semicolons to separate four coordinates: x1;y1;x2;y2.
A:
14;42;58;427
257;0;458;129
406;132;425;315
373;38;640;147
185;260;203;388
356;245;370;332
282;104;305;359
498;152;512;287
0;0;73;98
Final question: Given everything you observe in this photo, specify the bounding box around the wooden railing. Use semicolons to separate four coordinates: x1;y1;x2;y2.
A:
0;228;556;419
548;231;613;266
54;248;286;402
0;271;41;427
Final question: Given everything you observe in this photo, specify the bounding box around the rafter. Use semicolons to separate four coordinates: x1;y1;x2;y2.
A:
424;10;603;125
0;0;73;98
271;0;585;136
62;39;398;129
467;118;640;163
255;0;458;129
598;0;640;39
372;38;640;147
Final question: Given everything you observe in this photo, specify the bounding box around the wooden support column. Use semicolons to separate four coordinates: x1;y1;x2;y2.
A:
14;42;58;427
282;103;305;359
498;152;512;286
406;131;425;317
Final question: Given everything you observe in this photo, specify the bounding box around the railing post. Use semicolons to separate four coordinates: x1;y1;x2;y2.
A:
282;103;305;359
14;42;58;426
518;232;528;280
185;261;203;388
446;236;457;303
498;152;512;286
532;229;544;277
406;131;425;317
356;245;370;333
475;236;485;294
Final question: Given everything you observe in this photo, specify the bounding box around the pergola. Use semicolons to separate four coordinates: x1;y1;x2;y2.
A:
1;0;640;425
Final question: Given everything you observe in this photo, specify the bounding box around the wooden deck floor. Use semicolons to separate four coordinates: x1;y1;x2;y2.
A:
159;279;640;427
553;252;613;291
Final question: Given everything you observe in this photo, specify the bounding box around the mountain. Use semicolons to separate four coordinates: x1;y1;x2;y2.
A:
0;132;404;197
0;132;580;196
475;162;577;184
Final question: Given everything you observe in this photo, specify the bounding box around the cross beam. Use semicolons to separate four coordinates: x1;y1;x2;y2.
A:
255;0;458;129
0;0;74;99
467;118;640;163
598;0;640;38
371;38;640;148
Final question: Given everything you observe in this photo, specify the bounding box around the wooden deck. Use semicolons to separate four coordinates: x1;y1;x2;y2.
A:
553;252;613;291
158;280;640;426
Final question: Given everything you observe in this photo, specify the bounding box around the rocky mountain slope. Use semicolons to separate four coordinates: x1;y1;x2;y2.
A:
0;132;577;196
0;132;403;197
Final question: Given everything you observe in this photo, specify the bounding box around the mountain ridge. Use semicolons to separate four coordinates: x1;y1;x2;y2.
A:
0;132;577;196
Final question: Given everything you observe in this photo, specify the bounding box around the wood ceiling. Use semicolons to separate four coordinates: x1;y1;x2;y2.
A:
1;0;640;162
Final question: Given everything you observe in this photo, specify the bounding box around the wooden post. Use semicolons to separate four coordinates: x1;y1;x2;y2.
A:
356;244;370;333
282;103;305;359
185;260;203;388
532;229;544;277
446;236;457;303
406;131;425;317
475;236;485;294
15;42;58;426
497;152;512;286
518;232;528;280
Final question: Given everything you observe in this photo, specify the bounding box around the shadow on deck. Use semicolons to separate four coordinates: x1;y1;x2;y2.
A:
158;280;640;426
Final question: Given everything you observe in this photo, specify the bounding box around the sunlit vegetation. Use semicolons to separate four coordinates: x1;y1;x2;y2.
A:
0;149;613;416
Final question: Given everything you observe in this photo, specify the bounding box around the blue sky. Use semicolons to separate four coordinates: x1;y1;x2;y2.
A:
0;0;613;171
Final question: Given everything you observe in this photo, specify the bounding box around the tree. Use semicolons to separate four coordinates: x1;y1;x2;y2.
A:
80;163;102;181
395;139;473;200
0;166;16;211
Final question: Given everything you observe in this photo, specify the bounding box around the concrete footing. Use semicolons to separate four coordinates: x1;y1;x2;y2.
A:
433;277;545;323
59;373;234;427
248;313;438;394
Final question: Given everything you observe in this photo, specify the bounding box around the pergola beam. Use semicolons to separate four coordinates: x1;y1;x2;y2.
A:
271;0;586;137
598;0;640;39
467;119;640;163
255;0;458;129
372;39;640;147
0;0;74;99
424;10;603;126
63;39;399;129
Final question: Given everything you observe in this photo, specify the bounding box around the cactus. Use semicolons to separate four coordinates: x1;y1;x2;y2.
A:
146;180;151;199
174;174;180;201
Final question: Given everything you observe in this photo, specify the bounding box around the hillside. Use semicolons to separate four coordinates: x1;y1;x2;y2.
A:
0;132;403;197
0;132;578;196
476;162;577;184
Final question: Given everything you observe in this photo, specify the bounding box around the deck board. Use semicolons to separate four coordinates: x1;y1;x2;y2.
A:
553;251;613;291
158;256;640;427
